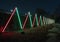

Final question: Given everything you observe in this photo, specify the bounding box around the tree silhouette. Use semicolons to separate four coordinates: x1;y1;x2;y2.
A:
52;5;60;23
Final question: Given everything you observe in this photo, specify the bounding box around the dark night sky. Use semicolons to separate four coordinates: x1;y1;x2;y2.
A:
0;0;60;14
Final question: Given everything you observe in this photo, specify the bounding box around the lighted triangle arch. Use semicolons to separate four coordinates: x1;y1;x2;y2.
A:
2;7;23;32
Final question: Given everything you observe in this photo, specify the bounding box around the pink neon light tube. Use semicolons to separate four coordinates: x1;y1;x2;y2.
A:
2;8;16;32
23;15;28;29
32;15;35;27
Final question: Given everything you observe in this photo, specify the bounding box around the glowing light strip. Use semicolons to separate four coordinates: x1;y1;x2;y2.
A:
28;12;32;28
35;14;39;26
2;8;16;32
23;15;28;29
40;16;43;26
15;7;23;29
32;15;35;27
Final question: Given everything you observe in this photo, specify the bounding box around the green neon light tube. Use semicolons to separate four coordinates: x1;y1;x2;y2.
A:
15;7;23;29
40;16;43;26
28;12;32;28
35;14;39;26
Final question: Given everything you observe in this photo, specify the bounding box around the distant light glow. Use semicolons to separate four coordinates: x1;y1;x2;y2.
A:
15;7;23;29
23;15;28;29
0;26;4;32
28;12;32;28
2;7;16;32
10;9;13;12
35;14;39;26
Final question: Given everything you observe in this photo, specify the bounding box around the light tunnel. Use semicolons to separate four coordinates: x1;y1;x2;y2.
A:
0;7;55;32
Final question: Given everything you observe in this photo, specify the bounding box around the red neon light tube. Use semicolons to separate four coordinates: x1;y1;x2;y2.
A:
32;15;35;27
2;8;16;32
22;15;28;29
